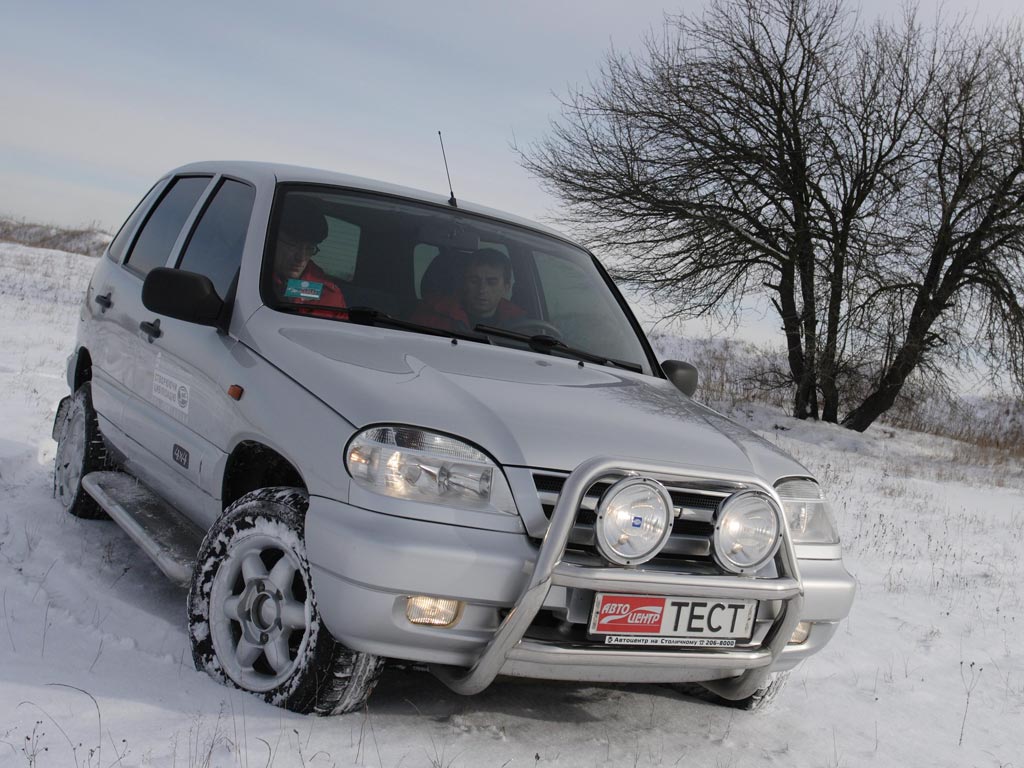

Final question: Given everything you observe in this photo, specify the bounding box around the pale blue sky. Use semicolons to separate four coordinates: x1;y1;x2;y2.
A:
0;0;1015;355
0;0;677;230
1;0;1013;237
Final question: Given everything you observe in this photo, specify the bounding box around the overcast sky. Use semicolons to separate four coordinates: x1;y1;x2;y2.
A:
0;0;674;230
2;0;1017;229
1;0;1018;345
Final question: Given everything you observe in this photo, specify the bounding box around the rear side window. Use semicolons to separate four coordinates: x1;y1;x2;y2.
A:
310;216;361;281
124;176;210;277
107;182;163;263
177;179;256;299
413;244;440;298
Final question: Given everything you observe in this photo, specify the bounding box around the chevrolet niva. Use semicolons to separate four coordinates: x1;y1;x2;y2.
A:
53;161;854;715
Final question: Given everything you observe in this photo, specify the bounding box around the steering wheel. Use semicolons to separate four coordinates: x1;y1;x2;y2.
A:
504;317;564;340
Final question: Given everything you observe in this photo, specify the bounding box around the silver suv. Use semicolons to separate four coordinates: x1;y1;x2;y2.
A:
53;161;854;715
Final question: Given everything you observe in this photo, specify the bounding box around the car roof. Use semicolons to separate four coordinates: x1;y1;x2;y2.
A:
170;160;577;247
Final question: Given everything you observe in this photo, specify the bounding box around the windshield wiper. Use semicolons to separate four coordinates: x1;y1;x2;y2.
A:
473;324;643;373
346;307;491;344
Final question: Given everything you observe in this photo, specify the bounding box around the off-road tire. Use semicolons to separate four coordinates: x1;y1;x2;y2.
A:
728;671;790;711
188;487;385;715
53;384;111;519
672;671;791;713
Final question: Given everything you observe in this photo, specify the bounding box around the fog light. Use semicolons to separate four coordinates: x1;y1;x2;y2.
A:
406;596;463;627
712;490;783;574
789;621;812;645
594;476;674;566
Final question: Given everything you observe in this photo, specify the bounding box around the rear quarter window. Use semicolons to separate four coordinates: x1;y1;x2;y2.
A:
106;182;164;263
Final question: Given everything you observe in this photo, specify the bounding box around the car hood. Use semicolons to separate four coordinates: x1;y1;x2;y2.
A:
243;309;808;481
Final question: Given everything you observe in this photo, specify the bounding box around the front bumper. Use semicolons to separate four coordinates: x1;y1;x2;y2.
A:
305;495;534;666
305;456;855;697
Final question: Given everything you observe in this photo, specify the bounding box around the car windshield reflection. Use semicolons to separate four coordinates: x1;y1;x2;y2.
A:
263;185;652;374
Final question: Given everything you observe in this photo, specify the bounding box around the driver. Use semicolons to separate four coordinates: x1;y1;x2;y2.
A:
414;248;525;331
272;197;346;315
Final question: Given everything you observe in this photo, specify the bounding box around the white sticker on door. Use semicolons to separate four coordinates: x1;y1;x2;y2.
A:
153;366;190;419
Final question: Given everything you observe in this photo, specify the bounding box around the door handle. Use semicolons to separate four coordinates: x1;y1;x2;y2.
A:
140;318;162;342
95;292;112;311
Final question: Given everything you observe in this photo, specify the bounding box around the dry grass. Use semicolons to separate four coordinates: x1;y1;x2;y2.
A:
648;330;1024;458
0;216;110;259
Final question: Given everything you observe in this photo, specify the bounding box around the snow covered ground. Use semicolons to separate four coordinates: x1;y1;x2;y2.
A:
0;242;1021;767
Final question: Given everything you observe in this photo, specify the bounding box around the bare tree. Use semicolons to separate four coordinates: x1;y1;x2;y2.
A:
522;0;1024;430
810;13;930;421
841;23;1024;430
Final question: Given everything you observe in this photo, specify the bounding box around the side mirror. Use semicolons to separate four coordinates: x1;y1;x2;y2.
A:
662;360;698;397
142;268;225;329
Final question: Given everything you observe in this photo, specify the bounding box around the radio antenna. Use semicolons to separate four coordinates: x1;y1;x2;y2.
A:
437;131;457;207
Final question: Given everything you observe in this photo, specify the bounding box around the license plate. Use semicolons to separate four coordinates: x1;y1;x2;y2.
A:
588;593;757;648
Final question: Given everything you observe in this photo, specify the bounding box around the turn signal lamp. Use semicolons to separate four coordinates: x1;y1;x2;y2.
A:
789;621;812;645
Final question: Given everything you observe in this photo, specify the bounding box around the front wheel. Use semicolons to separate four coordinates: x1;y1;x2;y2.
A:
671;671;791;712
726;671;790;711
188;487;384;715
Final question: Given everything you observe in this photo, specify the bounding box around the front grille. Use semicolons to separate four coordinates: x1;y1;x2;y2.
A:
532;471;745;568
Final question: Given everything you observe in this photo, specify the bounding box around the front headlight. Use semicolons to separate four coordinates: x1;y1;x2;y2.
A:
345;425;517;515
775;478;840;544
712;491;783;574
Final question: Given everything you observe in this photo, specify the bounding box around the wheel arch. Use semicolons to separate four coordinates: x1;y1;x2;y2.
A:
222;440;306;511
72;347;93;391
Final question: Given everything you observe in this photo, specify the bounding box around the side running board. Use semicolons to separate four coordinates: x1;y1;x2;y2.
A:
81;471;205;587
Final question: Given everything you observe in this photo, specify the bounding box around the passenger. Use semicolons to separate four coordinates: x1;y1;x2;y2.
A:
272;197;346;314
414;248;525;331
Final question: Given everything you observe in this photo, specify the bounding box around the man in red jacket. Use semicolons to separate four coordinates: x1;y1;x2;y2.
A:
272;197;346;316
414;248;525;332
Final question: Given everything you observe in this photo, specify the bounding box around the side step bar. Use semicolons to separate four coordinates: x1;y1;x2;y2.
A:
81;471;205;587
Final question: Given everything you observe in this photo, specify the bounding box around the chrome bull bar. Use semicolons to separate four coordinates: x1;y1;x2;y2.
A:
432;456;804;699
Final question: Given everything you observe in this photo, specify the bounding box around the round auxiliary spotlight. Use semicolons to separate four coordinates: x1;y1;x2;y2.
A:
712;490;783;574
594;476;674;566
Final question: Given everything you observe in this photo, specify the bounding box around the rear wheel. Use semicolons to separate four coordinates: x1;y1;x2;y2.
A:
53;384;110;519
188;487;384;715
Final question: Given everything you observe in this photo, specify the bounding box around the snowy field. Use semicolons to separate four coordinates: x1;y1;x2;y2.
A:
0;242;1021;767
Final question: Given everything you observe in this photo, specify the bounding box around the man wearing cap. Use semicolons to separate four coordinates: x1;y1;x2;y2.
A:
414;247;525;331
272;196;346;315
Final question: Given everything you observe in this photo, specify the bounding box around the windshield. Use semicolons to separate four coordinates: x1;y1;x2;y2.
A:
263;184;654;374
